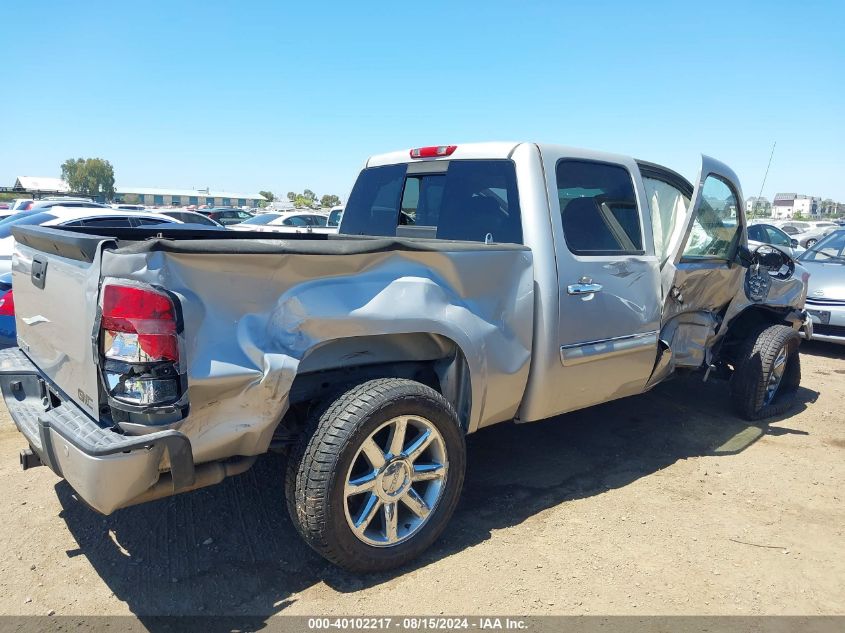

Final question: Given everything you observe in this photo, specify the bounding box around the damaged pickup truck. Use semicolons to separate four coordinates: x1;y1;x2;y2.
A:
0;143;811;572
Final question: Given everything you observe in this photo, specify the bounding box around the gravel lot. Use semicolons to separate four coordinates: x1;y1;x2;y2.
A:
0;341;842;619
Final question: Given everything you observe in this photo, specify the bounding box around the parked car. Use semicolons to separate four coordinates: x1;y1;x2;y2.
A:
197;207;254;225
0;207;182;275
797;224;837;248
798;229;845;344
157;209;223;227
747;223;801;257
0;272;13;348
10;199;34;211
0;143;810;573
230;211;335;234
327;205;344;228
29;199;107;211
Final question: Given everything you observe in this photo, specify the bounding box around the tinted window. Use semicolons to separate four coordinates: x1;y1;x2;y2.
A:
328;209;344;227
132;217;173;226
747;224;766;242
557;160;642;255
682;175;741;260
340;160;523;244
762;225;791;248
240;214;281;225
78;217;134;228
0;212;58;238
283;216;309;226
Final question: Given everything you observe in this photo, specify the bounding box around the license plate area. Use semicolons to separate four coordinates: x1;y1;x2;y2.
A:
807;309;831;325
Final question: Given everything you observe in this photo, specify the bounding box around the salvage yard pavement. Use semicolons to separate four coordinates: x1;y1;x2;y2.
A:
0;342;842;618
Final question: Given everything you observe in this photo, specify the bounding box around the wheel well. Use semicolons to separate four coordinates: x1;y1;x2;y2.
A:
277;334;473;444
715;306;794;365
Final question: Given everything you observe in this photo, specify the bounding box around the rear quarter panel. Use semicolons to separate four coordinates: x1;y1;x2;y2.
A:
100;242;535;464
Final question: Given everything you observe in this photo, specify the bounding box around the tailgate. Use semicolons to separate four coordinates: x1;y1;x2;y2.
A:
11;227;113;418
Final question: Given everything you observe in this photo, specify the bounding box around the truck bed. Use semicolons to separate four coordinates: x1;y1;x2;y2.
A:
10;225;535;469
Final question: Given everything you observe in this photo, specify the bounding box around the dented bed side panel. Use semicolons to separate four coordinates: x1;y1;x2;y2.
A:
100;244;535;464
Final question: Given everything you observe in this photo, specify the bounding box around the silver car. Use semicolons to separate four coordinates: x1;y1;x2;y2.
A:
798;229;845;344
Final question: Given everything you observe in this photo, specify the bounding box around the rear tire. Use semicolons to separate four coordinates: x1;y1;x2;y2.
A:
730;324;801;420
285;378;466;572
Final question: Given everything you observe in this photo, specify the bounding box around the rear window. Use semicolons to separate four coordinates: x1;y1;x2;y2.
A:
340;160;523;244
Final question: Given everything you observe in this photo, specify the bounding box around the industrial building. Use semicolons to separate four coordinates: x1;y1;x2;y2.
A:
12;177;266;207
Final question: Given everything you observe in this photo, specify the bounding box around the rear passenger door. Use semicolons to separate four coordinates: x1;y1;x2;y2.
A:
548;153;662;412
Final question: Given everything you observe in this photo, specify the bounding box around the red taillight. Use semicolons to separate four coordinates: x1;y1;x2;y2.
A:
409;145;457;159
0;290;14;316
102;284;178;362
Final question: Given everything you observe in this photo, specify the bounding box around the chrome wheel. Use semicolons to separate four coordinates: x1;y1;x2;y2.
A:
765;345;789;405
343;415;448;547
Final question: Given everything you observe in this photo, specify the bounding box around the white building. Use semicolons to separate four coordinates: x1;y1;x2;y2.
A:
771;193;821;219
13;176;266;207
745;196;771;215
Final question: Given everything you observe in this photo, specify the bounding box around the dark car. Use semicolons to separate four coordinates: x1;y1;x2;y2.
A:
158;210;223;227
198;207;254;226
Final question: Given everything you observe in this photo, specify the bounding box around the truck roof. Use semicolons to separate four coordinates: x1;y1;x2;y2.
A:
365;141;642;171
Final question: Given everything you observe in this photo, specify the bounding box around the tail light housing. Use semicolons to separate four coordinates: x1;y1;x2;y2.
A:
100;283;182;407
0;290;14;317
410;145;457;159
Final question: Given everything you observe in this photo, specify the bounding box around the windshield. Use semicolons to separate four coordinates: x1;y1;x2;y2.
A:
238;214;281;225
340;160;523;244
0;212;58;238
798;230;845;263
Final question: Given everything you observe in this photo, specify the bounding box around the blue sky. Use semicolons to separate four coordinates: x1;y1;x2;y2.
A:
3;0;843;201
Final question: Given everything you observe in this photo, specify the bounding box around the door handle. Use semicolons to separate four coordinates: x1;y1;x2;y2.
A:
567;282;603;295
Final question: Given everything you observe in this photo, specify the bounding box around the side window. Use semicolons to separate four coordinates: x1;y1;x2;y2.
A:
557;160;643;255
78;217;133;228
681;175;741;260
642;177;690;263
764;226;791;248
284;216;309;226
747;224;766;242
132;217;171;227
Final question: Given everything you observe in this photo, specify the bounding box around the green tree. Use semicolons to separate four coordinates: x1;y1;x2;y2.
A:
286;191;296;202
320;194;341;208
61;157;115;201
259;190;275;202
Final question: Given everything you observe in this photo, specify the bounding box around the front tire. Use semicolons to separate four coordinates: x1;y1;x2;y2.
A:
285;378;466;572
730;324;801;420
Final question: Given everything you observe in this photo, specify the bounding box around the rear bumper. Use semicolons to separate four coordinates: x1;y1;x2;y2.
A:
0;347;195;514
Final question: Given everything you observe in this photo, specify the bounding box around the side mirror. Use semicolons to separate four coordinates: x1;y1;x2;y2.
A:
791;238;799;248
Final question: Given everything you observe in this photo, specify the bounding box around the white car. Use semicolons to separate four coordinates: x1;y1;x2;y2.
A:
230;211;337;234
327;205;344;228
0;207;182;275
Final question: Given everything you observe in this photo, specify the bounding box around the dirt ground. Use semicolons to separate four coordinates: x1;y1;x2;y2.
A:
0;341;842;619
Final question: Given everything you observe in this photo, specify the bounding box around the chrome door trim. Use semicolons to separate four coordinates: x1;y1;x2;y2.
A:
560;331;659;366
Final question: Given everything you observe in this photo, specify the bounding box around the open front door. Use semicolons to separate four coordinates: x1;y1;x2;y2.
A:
659;155;746;368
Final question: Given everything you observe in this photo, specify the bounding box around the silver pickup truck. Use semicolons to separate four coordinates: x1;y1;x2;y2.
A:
0;142;811;572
